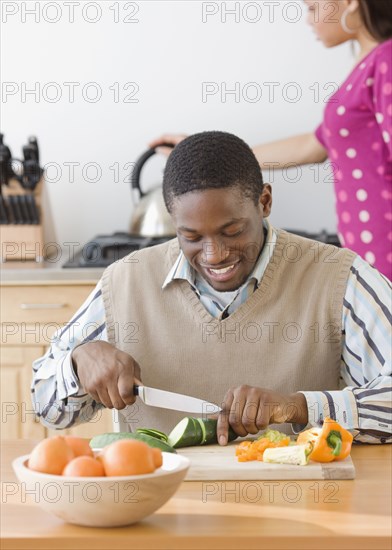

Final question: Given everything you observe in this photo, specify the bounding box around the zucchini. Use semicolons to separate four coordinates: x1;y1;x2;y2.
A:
89;432;176;453
135;428;169;443
167;417;203;448
197;418;217;445
168;417;238;449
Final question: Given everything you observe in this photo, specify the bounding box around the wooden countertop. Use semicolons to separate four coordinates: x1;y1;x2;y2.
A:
0;264;103;285
1;440;391;550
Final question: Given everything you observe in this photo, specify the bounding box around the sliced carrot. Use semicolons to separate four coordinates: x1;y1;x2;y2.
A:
235;437;290;462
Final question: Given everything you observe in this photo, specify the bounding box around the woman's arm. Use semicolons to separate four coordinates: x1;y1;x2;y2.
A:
149;132;329;170
252;132;328;169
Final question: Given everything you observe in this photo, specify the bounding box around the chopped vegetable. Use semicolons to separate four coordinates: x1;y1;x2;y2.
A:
89;432;176;453
168;417;237;448
262;429;292;443
235;430;291;462
135;428;169;443
263;443;313;466
296;417;353;463
168;417;203;448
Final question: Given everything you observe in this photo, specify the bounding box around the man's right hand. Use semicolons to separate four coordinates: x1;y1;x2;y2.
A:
71;341;141;410
148;134;187;156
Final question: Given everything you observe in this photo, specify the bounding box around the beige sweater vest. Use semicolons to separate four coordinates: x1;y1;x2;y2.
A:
102;230;356;434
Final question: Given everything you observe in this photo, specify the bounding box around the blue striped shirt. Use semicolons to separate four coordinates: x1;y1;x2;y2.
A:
32;222;392;443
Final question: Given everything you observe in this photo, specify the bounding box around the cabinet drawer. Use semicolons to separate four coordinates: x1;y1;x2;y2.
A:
1;285;96;324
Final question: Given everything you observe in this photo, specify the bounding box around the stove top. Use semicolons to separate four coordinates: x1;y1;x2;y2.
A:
63;230;340;268
62;232;174;268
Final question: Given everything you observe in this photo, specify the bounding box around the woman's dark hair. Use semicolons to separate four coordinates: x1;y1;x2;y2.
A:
359;0;392;41
163;131;264;213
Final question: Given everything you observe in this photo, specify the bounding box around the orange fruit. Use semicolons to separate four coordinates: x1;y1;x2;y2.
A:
62;456;105;477
101;439;155;476
95;450;104;464
63;436;94;458
28;436;75;475
151;447;163;468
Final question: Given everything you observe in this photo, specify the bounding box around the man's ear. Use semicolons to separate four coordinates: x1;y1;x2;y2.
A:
260;184;272;217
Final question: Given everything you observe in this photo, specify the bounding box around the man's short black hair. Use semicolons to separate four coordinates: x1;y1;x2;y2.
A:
163;131;264;212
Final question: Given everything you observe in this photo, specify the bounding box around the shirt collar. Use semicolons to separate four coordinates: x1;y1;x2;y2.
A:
162;219;277;290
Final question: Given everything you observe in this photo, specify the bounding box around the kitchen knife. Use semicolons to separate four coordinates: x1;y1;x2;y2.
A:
0;196;9;224
22;145;42;191
21;194;33;224
0;134;13;187
26;194;40;224
133;385;222;415
19;195;30;224
13;195;23;223
28;136;40;164
9;196;22;224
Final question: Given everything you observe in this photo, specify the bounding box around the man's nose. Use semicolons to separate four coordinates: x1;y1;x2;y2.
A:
201;240;230;265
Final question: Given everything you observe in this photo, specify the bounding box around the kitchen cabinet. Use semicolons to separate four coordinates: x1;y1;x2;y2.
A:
0;272;112;439
1;346;46;439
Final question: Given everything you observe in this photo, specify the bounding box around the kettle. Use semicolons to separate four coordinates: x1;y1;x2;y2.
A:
129;146;176;237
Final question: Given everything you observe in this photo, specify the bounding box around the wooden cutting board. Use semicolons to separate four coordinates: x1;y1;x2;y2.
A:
178;443;355;480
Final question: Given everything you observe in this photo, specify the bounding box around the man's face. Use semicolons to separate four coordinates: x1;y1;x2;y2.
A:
170;185;272;292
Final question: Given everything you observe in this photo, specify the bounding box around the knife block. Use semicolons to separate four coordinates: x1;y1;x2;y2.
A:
0;178;45;262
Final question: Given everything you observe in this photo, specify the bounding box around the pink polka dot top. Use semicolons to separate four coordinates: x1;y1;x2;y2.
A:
315;39;392;280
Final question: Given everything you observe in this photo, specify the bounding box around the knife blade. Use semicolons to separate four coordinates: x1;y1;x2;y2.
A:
133;385;222;415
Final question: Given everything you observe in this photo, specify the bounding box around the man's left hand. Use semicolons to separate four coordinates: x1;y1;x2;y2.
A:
216;385;308;445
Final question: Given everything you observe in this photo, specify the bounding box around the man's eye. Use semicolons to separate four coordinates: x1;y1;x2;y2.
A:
224;230;243;238
182;235;201;242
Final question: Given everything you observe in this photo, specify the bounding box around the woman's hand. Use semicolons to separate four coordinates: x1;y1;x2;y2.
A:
148;133;187;156
216;385;308;445
71;341;142;410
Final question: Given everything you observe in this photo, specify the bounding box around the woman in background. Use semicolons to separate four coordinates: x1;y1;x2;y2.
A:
151;0;392;279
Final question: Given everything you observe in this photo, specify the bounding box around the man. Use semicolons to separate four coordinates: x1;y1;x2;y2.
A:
32;131;391;445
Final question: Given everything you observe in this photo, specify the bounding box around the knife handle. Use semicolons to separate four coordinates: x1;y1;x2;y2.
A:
133;385;140;396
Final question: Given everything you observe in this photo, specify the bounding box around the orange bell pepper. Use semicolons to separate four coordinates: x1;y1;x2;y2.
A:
297;417;353;463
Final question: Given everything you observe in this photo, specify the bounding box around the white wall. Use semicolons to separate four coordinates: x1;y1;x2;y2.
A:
2;0;354;250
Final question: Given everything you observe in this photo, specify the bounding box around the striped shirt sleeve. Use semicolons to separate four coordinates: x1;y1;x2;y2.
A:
31;280;108;429
302;256;392;444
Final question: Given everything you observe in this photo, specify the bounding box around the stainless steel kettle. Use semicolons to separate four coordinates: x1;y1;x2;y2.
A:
129;146;176;237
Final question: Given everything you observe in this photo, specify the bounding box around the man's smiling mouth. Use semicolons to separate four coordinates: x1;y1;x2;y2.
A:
209;264;236;274
200;261;241;283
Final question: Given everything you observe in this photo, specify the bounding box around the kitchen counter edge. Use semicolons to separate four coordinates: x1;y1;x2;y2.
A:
0;266;104;284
